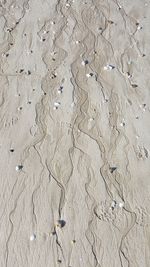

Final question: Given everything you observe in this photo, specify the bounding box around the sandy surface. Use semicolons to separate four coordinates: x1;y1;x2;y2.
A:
0;0;150;266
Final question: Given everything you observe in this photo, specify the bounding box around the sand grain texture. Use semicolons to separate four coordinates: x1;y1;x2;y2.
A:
0;0;150;266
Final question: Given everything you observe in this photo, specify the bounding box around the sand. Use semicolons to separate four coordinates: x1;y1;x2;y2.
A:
0;0;150;266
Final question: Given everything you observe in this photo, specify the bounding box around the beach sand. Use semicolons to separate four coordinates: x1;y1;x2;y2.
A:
0;0;150;266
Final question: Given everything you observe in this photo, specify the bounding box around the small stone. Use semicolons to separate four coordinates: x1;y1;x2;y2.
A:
86;73;93;78
58;86;63;94
56;219;66;228
111;200;117;210
81;59;89;66
30;234;36;241
120;121;125;126
137;25;142;30
108;20;114;24
126;72;132;78
131;84;138;88
109;167;117;173
52;231;56;235
54;102;61;109
10;149;14;152
104;64;115;70
16;165;23;171
119;202;124;208
28;70;31;75
19;69;24;73
7;28;12;32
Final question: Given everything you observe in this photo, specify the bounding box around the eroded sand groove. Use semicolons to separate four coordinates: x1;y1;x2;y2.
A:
0;0;150;266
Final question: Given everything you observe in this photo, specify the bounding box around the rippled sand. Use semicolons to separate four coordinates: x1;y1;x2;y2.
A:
0;0;150;266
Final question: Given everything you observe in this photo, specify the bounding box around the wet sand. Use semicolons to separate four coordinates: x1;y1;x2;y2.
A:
0;0;150;266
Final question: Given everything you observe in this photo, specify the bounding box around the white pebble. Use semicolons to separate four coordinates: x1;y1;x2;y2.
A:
30;234;36;241
104;64;115;70
137;26;142;30
111;200;117;209
86;73;93;78
81;60;88;66
120;121;125;127
119;202;124;208
54;101;61;107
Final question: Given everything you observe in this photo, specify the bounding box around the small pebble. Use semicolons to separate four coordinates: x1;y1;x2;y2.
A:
109;167;117;173
108;20;114;24
15;165;23;171
120;121;125;127
119;202;124;208
10;148;14;152
30;234;36;241
131;84;138;88
58;86;63;94
54;102;61;110
19;69;24;73
104;64;115;70
86;73;93;78
81;59;89;66
137;25;142;30
56;219;66;228
111;200;117;210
